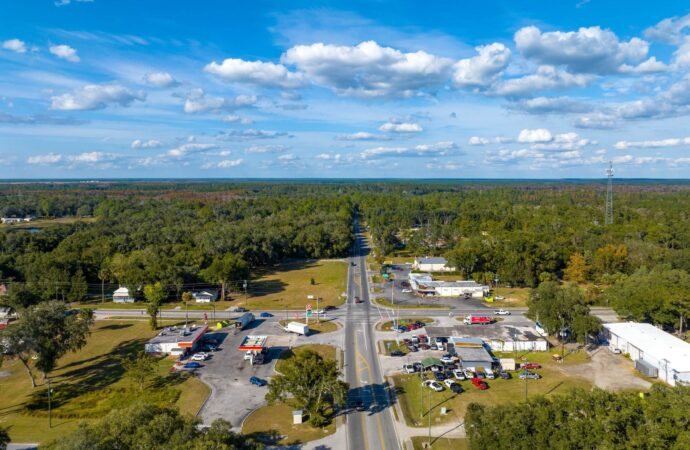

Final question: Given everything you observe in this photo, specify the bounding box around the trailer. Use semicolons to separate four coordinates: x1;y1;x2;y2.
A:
463;315;492;325
285;321;310;335
234;312;255;330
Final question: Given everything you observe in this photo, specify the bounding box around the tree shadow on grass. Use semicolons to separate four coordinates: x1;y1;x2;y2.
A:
243;429;283;446
98;323;133;331
24;337;148;411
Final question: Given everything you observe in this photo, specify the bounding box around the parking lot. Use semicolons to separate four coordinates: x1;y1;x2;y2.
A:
375;264;487;309
192;318;296;428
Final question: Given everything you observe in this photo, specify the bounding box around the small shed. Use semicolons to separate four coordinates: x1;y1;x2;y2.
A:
293;410;303;424
500;358;516;371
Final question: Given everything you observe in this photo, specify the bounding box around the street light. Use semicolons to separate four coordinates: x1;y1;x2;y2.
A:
522;356;528;402
47;379;53;428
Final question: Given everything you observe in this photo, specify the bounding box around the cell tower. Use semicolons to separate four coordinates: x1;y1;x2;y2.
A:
605;161;614;225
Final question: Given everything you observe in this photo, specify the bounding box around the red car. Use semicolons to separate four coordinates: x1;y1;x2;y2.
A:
521;363;541;369
471;377;489;390
354;296;363;303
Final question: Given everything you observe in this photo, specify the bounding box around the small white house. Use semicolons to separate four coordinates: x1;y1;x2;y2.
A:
604;322;690;386
192;289;219;303
113;287;135;303
413;257;455;272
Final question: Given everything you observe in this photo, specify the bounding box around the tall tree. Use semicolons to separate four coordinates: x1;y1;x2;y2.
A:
122;351;158;391
0;426;9;450
201;254;248;302
43;403;264;450
267;350;348;426
144;282;166;330
0;301;94;386
563;253;589;284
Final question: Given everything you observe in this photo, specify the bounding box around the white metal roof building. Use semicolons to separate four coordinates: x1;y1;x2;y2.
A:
604;322;690;386
409;273;488;298
413;257;456;272
145;324;208;356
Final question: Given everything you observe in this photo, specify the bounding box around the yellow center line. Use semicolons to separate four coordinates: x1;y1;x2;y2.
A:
356;343;387;450
354;333;370;450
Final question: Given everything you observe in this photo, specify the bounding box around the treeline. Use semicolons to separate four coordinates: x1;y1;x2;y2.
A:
465;385;690;450
0;188;353;304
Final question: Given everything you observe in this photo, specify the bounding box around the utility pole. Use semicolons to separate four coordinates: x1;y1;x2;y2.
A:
243;280;248;308
47;378;52;428
428;380;432;446
522;356;528;401
317;297;320;323
605;161;614;225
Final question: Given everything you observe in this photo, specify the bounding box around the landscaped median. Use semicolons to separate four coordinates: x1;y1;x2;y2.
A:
372;297;446;309
0;320;209;444
392;353;592;428
377;317;434;331
243;343;340;446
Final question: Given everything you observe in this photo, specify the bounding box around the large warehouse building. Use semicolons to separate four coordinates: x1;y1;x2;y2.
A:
604;322;690;386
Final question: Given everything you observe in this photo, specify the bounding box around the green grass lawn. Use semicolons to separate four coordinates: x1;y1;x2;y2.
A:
246;259;347;310
278;319;339;334
382;340;411;355
378;317;434;331
411;436;469;450
242;402;336;446
491;287;530;307
393;357;592;427
373;298;445;309
275;344;337;374
0;321;209;444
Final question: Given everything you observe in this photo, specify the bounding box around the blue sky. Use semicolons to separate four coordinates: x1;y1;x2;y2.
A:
1;0;690;178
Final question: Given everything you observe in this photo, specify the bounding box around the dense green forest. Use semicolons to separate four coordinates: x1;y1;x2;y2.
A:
0;181;688;333
465;385;690;450
0;183;354;303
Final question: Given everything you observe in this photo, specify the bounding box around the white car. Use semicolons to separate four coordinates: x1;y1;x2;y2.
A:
484;370;495;380
495;296;506;300
443;379;456;388
494;309;511;315
191;352;209;361
423;380;444;392
453;369;466;380
463;369;474;378
403;364;416;374
402;289;413;293
243;351;253;361
440;355;454;364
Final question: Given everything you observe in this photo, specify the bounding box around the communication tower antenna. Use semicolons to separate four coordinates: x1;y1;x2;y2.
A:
605;161;614;225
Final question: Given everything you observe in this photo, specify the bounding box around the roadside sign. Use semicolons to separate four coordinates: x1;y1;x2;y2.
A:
306;303;312;310
307;295;315;300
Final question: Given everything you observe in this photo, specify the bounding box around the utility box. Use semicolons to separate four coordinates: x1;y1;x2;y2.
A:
635;359;658;378
293;410;303;425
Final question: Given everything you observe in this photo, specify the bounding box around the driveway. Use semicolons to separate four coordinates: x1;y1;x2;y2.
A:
562;348;652;391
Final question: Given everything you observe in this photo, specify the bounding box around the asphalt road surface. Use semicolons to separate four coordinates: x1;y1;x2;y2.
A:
344;220;401;450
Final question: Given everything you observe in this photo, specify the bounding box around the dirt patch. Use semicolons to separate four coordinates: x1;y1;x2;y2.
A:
561;348;651;391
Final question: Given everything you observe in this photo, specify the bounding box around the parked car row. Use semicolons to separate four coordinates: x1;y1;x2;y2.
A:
394;321;427;333
403;362;515;383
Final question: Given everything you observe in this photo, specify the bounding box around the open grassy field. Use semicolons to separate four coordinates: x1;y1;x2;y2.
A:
381;340;411;355
275;344;338;374
491;287;530;307
0;216;97;230
278;319;339;334
246;259;347;310
0;321;209;444
392;355;592;427
411;436;469;450
242;402;336;446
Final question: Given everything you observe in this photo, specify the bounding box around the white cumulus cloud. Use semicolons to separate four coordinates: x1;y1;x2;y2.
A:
281;40;453;98
518;128;553;143
515;25;649;74
222;114;254;125
49;44;80;62
360;141;458;158
614;137;690;149
27;153;63;164
131;139;162;149
204;58;305;89
50;83;145;111
183;88;256;114
468;136;512;145
2;39;27;53
452;43;511;88
379;122;423;133
143;72;178;87
492;66;591;97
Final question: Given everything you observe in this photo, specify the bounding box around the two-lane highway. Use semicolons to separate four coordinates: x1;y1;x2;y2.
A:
344;221;401;450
